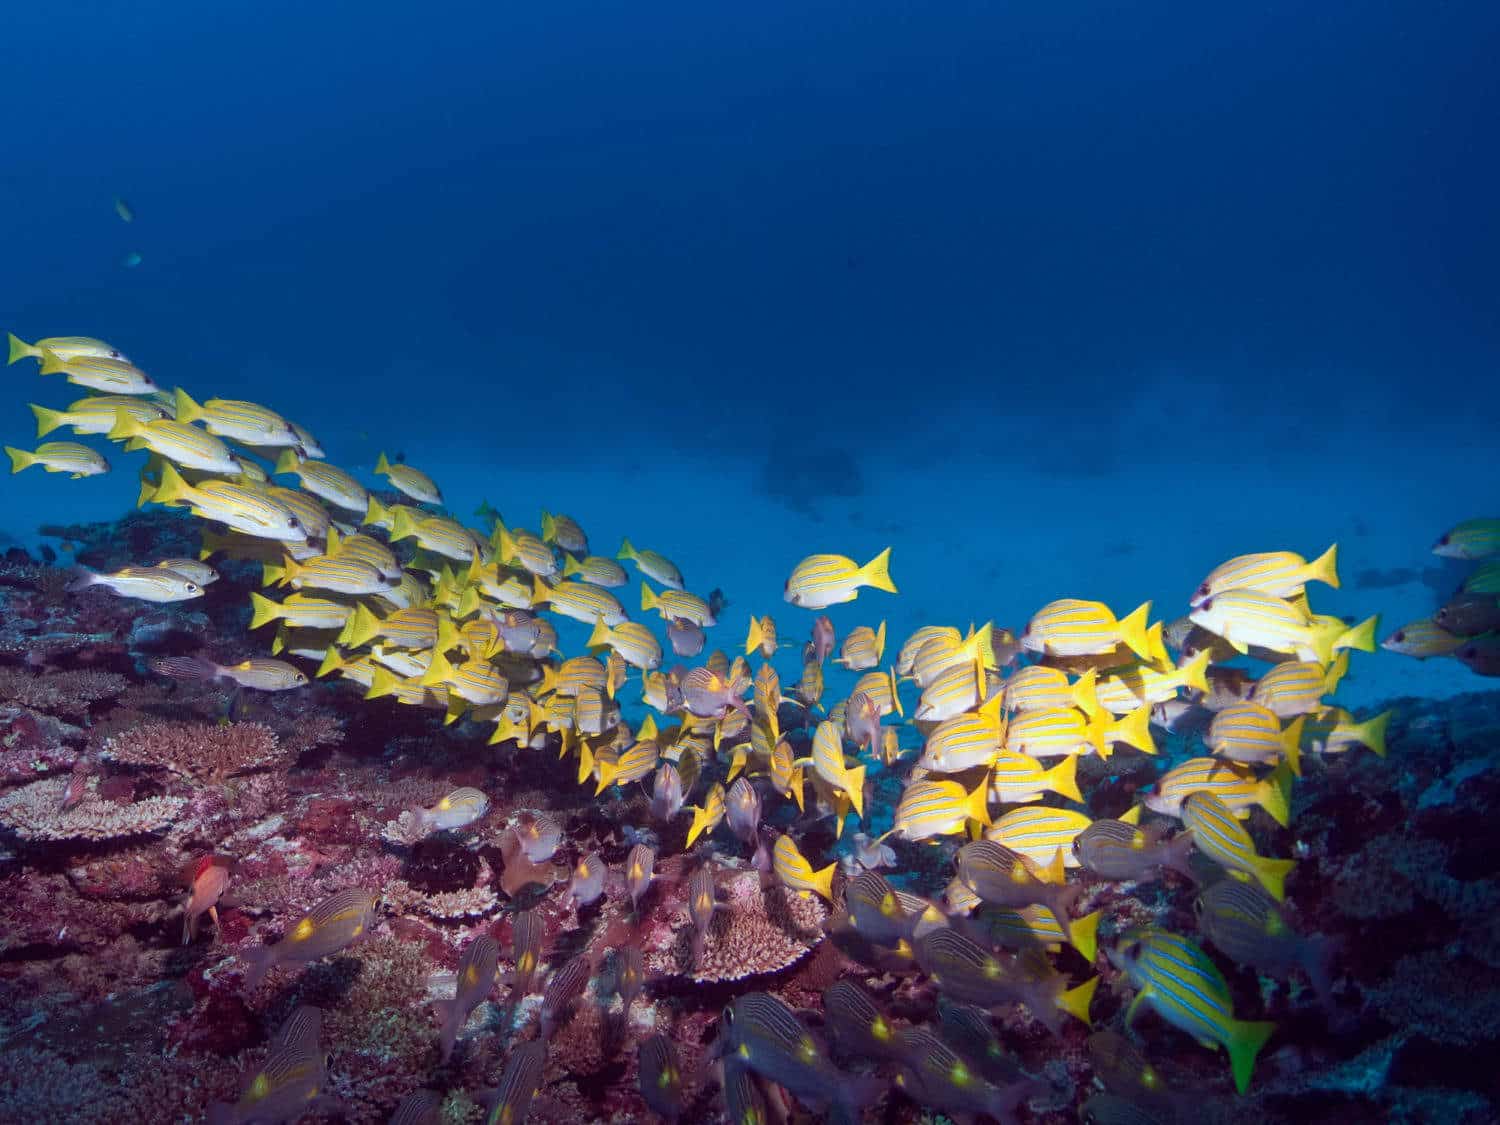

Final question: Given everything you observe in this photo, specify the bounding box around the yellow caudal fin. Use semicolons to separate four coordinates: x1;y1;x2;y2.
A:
363;494;387;527
443;695;467;726
1179;649;1211;695
273;448;300;476
530;574;550;607
8;332;37;364
1045;753;1083;804
617;536;637;562
261;559;287;588
420;647;454;687
585;618;611;649
845;764;867;819
540;511;556;542
1110;703;1156;754
28;403;67;438
1307;617;1341;666
434;613;460;655
316;646;345;679
812;861;837;903
248;591;281;630
496;524;517;566
964;776;992;828
789;767;806;813
976;689;1005;729
173;387;204;425
1119;804;1142;825
37;348;66;375
4;446;34;473
1117;601;1153;661
365;665;399;701
562;554;582;578
593;757;617;796
1258;763;1293;829
339;603;379;649
375;451;392;475
1069;909;1101;964
1335;614;1379;655
745;615;764;656
389;507;418;543
1145;620;1170;669
1036;846;1067;886
640;582;659;612
1252;855;1297;902
1324;650;1351;695
1307;543;1340;590
1281;715;1305;777
887;666;904;718
858;546;897;594
107;408;147;443
637;713;659;744
1226;1019;1276;1095
576;741;596;787
1351;710;1390;758
1072;667;1100;719
1058;976;1098;1027
873;620;887;663
152;460;196;508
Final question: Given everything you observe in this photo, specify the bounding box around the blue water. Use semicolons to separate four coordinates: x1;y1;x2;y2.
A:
3;1;1498;703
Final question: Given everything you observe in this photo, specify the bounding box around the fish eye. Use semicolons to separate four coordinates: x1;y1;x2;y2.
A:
287;516;301;528
186;583;199;592
1438;534;1450;545
1196;583;1210;597
1393;631;1405;643
1199;596;1214;611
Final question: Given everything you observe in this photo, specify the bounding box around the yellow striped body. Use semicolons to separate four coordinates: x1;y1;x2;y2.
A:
985;806;1091;870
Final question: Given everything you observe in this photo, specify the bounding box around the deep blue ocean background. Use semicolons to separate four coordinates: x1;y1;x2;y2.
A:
3;0;1498;705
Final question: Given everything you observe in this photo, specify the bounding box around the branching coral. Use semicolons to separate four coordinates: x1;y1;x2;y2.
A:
0;667;129;721
0;775;185;842
100;720;290;783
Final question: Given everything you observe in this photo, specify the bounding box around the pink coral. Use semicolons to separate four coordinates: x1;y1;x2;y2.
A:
100;720;290;783
0;775;185;842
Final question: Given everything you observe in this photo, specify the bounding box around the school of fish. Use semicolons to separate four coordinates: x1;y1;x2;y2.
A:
9;327;1466;1122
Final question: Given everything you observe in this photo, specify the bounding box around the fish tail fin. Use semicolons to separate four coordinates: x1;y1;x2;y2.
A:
965;776;992;828
1336;614;1379;655
272;447;300;476
375;451;391;475
594;757;617;795
7;332;36;364
530;574;549;607
540;511;556;542
64;566;97;593
1072;666;1100;718
640;582;659;612
365;665;399;701
339;603;377;649
1258;763;1293;828
37;348;65;375
151;460;195;508
562;553;581;578
845;764;866;819
173;387;204;425
363;494;387;527
1112;703;1156;754
1282;715;1305;776
1254;855;1297;902
315;646;345;679
1323;650;1351;695
789;768;806;812
1353;710;1391;758
617;536;636;562
1058;975;1098;1027
1045;753;1083;803
813;861;837;902
389;507;417;542
874;619;887;662
435;611;460;655
1069;908;1101;963
576;741;596;787
746;615;764;656
106;407;146;443
247;591;280;630
1308;542;1340;590
1117;601;1153;660
28;403;67;438
585;618;610;649
1226;1019;1276;1094
262;558;290;588
421;647;455;687
4;446;34;473
859;546;897;594
1180;648;1212;694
